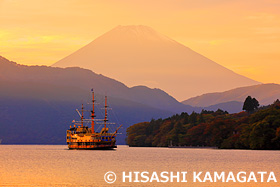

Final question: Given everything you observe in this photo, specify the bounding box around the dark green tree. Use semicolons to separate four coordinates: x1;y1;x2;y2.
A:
274;99;280;105
243;96;259;113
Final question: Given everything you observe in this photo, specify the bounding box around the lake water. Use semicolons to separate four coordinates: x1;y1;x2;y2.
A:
1;145;280;186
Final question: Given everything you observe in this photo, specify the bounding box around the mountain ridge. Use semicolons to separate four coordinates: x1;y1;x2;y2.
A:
1;55;194;113
0;80;176;144
1;55;185;144
182;83;280;107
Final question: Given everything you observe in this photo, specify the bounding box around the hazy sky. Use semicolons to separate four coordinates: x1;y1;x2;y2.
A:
0;0;279;84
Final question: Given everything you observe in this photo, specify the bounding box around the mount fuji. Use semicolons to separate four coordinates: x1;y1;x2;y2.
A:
53;25;259;100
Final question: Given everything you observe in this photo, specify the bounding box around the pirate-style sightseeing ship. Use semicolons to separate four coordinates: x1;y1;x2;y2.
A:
66;90;122;150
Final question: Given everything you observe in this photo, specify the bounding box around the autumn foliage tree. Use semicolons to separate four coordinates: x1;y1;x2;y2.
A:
127;100;280;150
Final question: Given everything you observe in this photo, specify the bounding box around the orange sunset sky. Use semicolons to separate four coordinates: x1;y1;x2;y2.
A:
0;0;279;84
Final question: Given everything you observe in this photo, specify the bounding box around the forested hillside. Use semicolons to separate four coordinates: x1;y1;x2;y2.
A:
127;100;280;150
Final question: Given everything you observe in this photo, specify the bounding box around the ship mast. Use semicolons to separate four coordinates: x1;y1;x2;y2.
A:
81;103;84;127
104;96;108;132
91;89;95;133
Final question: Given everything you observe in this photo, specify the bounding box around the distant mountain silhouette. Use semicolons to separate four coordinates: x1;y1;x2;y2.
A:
182;84;280;107
52;25;259;100
0;56;200;144
0;80;176;144
0;56;193;113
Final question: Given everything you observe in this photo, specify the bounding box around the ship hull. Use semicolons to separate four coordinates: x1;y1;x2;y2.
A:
67;139;117;150
68;145;117;150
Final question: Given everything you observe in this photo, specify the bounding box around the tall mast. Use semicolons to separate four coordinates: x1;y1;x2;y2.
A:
104;96;108;131
81;103;84;127
91;89;95;133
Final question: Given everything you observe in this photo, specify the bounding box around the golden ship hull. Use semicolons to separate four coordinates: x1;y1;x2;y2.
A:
67;129;117;150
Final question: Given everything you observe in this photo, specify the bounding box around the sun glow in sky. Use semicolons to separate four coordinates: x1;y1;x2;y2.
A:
0;0;280;84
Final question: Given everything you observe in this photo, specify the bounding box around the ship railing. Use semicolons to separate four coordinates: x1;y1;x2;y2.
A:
72;119;104;123
95;122;115;125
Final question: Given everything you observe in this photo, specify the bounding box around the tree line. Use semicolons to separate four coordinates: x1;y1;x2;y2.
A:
126;97;280;150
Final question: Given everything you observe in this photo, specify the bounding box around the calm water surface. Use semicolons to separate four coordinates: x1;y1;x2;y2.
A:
0;145;280;187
